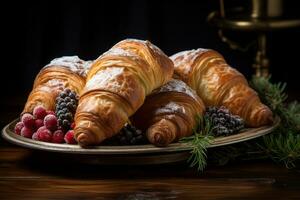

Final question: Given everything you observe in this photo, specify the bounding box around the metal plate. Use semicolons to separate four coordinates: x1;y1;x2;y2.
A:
2;117;280;155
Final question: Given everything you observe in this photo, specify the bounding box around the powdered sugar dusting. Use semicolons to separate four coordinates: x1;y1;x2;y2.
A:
154;102;186;115
85;67;124;91
120;38;146;44
171;49;209;75
170;50;192;62
45;56;91;77
101;47;138;59
83;60;93;76
154;79;199;101
46;79;64;87
146;40;166;58
114;39;167;59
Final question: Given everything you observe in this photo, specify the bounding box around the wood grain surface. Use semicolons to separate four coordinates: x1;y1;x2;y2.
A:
1;141;300;200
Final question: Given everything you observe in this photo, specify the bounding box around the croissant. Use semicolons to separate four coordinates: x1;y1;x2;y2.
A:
74;39;174;146
131;79;205;146
22;56;91;114
171;49;273;127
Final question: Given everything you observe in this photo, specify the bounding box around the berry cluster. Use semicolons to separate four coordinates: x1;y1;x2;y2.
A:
105;124;147;145
205;106;245;136
14;105;77;144
55;89;78;131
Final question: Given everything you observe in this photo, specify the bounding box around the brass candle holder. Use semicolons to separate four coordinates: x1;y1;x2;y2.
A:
207;0;300;77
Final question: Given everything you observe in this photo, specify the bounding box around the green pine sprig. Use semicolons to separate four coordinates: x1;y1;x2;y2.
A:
250;75;287;111
261;131;300;168
250;76;300;168
179;116;214;171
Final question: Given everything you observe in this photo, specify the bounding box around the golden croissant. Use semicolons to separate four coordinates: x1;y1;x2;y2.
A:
171;49;273;127
74;39;174;146
23;56;91;114
131;79;205;146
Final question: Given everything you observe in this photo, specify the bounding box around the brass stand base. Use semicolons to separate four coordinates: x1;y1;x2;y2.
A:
253;34;269;77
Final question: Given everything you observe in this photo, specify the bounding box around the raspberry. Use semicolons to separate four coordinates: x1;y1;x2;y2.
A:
14;122;24;135
64;130;77;144
70;122;75;129
37;126;48;133
32;132;39;140
21;113;35;129
33;106;47;119
44;114;58;131
37;128;52;142
52;130;65;143
46;110;55;115
35;119;44;129
21;127;33;138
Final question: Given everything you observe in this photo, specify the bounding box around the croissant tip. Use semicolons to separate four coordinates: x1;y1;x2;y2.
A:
77;133;93;147
262;108;274;125
152;133;168;147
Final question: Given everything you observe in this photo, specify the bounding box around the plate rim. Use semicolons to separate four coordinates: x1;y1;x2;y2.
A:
2;117;280;155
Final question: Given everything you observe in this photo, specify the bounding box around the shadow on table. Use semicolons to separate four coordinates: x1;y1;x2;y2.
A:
18;150;202;179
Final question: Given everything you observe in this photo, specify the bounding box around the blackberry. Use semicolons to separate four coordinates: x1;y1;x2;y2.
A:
55;88;78;131
105;124;147;145
205;106;244;136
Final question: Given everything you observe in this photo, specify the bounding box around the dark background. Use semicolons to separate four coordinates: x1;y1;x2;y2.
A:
1;0;300;121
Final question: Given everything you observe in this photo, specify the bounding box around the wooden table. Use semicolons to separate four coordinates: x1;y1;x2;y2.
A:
1;139;300;200
1;99;300;200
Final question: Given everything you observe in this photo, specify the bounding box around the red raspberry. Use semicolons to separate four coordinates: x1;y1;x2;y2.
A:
44;114;58;131
37;127;52;142
37;126;47;133
64;130;77;144
52;130;65;143
70;122;76;130
46;110;55;115
33;106;47;119
35;119;44;129
21;127;33;138
21;113;35;129
32;132;39;140
14;122;24;135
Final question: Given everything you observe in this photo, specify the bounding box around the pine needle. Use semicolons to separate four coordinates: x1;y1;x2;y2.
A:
250;76;287;111
250;76;300;168
262;131;300;168
179;116;214;171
